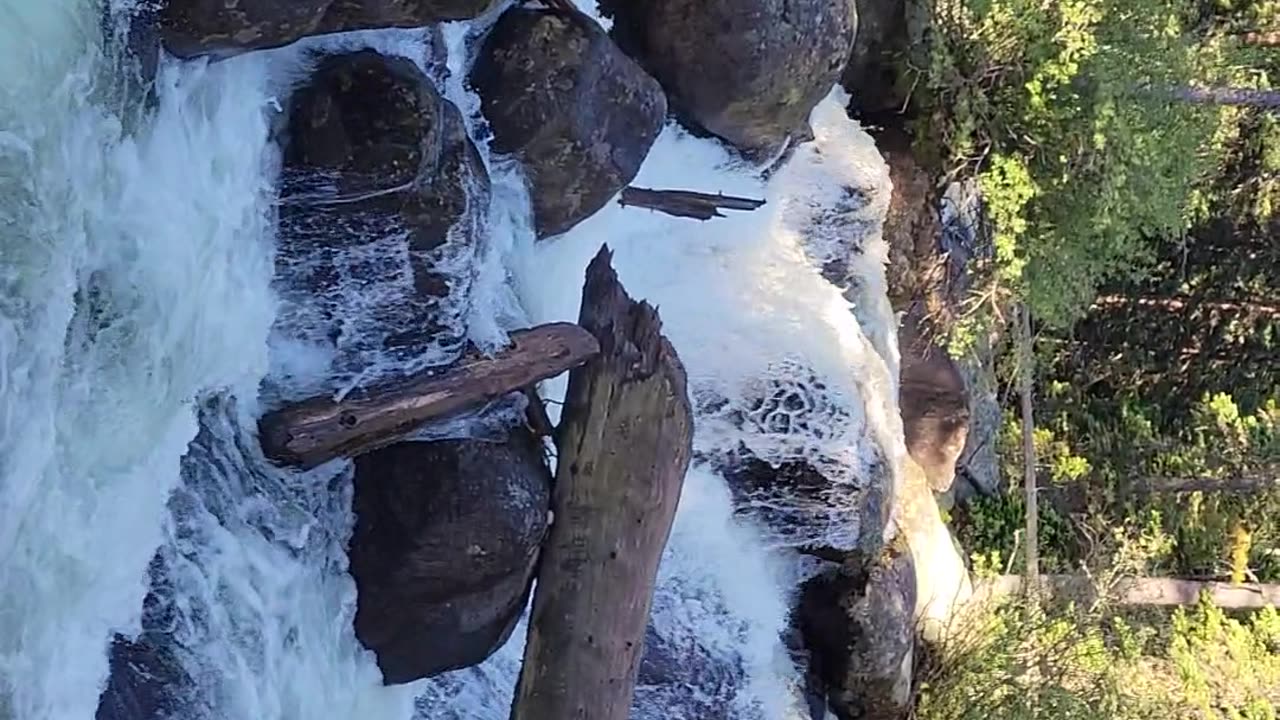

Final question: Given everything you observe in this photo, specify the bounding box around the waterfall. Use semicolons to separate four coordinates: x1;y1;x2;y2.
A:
0;4;901;719
0;1;277;717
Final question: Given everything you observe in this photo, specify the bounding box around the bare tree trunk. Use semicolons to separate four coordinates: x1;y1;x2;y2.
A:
1018;305;1040;590
1131;473;1279;495
510;246;693;720
1174;85;1280;109
1093;293;1280;317
259;323;599;468
979;575;1280;609
1240;30;1280;47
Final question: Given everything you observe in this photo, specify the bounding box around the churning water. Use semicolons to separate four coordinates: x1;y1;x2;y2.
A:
0;2;903;719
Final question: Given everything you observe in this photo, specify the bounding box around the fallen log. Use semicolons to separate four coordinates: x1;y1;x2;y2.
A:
258;323;599;469
1128;473;1280;495
619;186;766;220
510;246;693;720
977;575;1280;609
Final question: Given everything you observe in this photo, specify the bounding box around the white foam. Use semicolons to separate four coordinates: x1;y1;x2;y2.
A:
1;6;904;718
511;92;900;549
0;5;278;715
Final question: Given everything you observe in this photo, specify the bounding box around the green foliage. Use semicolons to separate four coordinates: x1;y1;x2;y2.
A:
917;0;1245;326
957;379;1280;582
953;488;1074;573
1166;600;1280;718
916;599;1136;720
916;592;1280;720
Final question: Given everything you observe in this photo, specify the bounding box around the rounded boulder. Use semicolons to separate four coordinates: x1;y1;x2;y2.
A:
606;0;857;157
348;430;551;685
160;0;501;57
274;50;489;389
471;8;667;238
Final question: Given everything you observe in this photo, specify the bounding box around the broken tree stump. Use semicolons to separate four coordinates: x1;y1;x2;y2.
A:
259;322;599;469
510;246;693;720
619;186;766;220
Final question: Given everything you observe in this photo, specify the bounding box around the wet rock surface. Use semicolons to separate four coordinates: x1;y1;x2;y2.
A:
605;0;857;157
633;624;742;720
900;313;970;494
160;0;500;57
96;571;200;720
798;545;916;720
720;454;888;555
274;49;489;393
471;8;666;238
349;430;551;684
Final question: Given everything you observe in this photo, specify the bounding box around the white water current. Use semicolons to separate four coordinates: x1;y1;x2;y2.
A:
0;2;905;719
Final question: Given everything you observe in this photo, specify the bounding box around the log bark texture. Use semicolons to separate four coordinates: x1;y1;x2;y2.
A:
259;323;599;468
979;575;1280;609
1130;473;1279;495
1018;305;1040;588
510;246;693;720
619;186;766;220
1174;85;1280;108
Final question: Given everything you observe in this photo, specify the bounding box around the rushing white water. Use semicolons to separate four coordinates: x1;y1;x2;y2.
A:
513;96;899;551
0;1;278;717
2;4;902;719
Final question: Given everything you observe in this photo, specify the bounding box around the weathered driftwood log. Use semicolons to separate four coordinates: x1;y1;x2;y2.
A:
978;575;1280;609
259;323;599;468
1129;473;1280;495
510;246;693;720
618;186;766;220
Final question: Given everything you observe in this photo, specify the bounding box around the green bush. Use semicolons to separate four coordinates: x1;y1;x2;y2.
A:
916;593;1280;720
917;0;1234;326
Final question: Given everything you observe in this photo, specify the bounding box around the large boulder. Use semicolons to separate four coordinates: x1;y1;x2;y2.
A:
349;429;551;685
900;313;970;494
605;0;857;157
273;50;489;394
160;0;500;57
798;545;916;720
471;8;666;238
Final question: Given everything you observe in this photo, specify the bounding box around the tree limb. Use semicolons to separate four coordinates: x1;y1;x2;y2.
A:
259;323;599;468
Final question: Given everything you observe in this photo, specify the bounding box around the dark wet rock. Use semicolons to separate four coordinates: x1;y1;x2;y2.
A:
798;544;915;720
841;0;932;122
274;50;488;392
717;453;891;556
96;633;192;720
694;368;892;554
471;8;666;237
605;0;857;157
349;429;551;685
900;313;970;494
159;0;500;57
96;556;201;720
633;624;742;720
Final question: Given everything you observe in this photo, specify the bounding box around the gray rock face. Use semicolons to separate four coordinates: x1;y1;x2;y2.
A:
471;8;666;238
349;430;551;685
275;50;488;392
605;0;857;157
160;0;501;57
900;313;970;494
798;546;916;720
